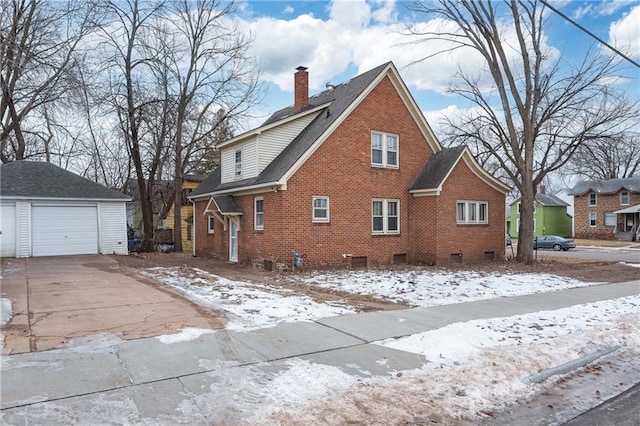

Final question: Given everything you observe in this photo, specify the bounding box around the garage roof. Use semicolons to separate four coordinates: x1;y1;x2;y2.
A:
1;161;130;200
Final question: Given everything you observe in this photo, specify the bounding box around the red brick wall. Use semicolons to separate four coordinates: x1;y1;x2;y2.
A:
194;75;506;267
574;190;640;239
431;159;506;264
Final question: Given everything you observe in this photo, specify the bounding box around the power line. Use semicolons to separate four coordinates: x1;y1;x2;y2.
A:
539;0;640;68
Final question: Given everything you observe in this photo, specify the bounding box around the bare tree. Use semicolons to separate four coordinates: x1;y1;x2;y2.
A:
95;0;167;251
563;133;640;180
0;0;98;162
409;0;638;264
158;0;262;252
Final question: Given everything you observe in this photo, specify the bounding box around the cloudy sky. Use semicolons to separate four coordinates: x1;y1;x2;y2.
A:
232;0;640;136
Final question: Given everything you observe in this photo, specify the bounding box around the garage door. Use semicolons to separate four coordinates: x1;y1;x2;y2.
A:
32;206;99;256
0;203;16;257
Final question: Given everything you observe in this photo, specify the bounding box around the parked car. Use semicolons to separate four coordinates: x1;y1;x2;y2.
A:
533;236;576;251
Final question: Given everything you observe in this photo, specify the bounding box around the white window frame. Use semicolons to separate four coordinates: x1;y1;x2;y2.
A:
371;131;399;168
372;199;400;235
235;149;242;178
621;191;629;205
312;196;330;223
589;212;597;227
516;218;537;232
604;212;616;227
589;193;597;206
457;200;489;224
254;196;264;230
207;215;215;234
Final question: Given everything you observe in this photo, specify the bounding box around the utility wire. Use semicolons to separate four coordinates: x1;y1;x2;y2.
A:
539;0;640;68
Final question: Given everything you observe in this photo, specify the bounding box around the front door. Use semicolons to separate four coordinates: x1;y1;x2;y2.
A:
626;213;636;232
229;216;239;262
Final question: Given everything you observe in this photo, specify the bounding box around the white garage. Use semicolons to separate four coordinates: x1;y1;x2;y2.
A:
0;161;130;258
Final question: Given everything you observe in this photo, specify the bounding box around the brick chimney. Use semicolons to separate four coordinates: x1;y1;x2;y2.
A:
294;66;309;112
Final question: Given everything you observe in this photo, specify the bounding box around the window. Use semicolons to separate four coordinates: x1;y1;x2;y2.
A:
517;202;535;214
457;201;489;224
372;199;399;234
371;132;399;168
186;224;192;241
312;196;330;223
604;212;616;227
254;197;264;230
516;218;536;232
207;215;215;234
621;191;629;205
235;149;242;177
589;212;597;227
589;193;597;206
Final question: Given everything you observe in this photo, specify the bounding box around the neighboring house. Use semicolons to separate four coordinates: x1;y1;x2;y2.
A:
508;188;572;238
0;161;130;257
554;188;576;237
124;178;173;232
189;62;509;269
571;176;640;241
161;174;205;253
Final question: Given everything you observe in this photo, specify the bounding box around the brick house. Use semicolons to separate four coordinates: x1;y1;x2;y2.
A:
189;62;509;269
572;176;640;241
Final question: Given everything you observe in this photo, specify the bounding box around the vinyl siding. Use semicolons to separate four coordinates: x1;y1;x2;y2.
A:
221;139;258;183
16;201;30;258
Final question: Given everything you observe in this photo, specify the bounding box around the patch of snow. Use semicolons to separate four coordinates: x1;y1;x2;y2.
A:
1;298;13;326
141;267;355;330
156;327;216;344
620;262;640;268
290;268;599;307
55;333;124;354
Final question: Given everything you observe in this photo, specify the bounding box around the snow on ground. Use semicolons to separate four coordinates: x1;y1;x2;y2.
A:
621;262;640;268
0;298;12;326
140;267;355;330
285;268;599;307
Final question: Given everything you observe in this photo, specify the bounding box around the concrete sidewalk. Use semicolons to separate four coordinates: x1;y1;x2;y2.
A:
1;280;638;424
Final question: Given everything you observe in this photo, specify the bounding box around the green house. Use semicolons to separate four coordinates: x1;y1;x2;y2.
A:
509;193;572;238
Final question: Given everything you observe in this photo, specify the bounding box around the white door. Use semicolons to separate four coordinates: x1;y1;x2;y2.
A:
32;206;99;256
229;217;239;262
0;203;16;257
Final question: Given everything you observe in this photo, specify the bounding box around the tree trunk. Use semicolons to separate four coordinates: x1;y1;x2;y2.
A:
517;184;536;265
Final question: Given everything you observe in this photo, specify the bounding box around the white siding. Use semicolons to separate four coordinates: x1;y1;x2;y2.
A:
257;112;320;171
221;138;258;184
220;112;321;185
16;201;30;258
99;202;128;255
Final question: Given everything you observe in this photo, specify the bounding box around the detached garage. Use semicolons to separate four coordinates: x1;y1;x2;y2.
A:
0;161;130;258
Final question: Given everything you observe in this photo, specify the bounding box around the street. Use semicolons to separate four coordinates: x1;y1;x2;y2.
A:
564;383;640;425
512;244;640;263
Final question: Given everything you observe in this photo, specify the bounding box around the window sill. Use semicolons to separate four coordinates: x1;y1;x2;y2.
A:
456;223;489;226
371;233;401;237
371;164;399;170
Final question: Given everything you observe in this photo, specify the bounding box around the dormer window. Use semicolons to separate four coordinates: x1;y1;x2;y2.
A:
235;149;242;178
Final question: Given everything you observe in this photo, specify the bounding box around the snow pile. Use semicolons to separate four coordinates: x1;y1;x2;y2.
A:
140;267;354;330
290;268;597;307
1;298;12;326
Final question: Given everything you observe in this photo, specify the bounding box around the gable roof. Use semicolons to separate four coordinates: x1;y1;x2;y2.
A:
410;146;466;192
410;146;510;196
509;193;569;207
191;62;443;198
1;161;130;201
571;176;640;196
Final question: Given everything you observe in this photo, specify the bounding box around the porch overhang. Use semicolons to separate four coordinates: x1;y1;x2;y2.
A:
613;204;640;214
203;195;243;231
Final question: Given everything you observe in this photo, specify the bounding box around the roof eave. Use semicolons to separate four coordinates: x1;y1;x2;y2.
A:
0;195;132;202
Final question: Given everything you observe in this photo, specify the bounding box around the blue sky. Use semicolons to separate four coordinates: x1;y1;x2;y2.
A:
232;0;640;135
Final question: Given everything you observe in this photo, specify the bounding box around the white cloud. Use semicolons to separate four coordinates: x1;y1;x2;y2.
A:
371;0;397;24
609;5;640;59
599;0;639;16
283;5;294;15
329;0;372;29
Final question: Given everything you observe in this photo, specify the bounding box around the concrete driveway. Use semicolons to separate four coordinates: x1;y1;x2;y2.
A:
1;255;224;354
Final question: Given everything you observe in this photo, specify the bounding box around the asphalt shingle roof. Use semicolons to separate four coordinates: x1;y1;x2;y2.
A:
571;176;640;195
191;62;393;196
409;146;465;190
0;161;130;200
535;193;569;207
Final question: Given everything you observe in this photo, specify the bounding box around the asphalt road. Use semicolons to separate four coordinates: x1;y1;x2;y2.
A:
513;244;640;263
563;383;640;425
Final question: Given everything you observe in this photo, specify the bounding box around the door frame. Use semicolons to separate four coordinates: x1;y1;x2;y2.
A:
228;216;239;262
